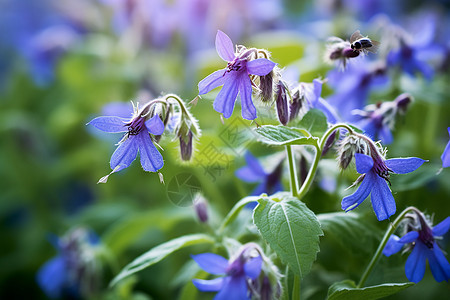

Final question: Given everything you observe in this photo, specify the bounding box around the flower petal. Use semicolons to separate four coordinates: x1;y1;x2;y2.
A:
192;277;224;292
427;242;450;282
383;235;404;257
442;127;450;168
244;152;266;176
385;157;426;174
191;253;228;275
101;102;134;118
235;152;266;182
341;171;374;212
214;276;248;300
213;74;239;118
370;174;396;221
379;125;393;145
198;69;227;95
354;153;374;174
36;256;67;299
136;131;163;172
405;242;427;283
216;30;235;62
88;116;128;133
145;114;165;135
432;216;450;237
246;58;276;76
244;256;262;279
239;73;257;120
397;232;419;244
110;136;138;171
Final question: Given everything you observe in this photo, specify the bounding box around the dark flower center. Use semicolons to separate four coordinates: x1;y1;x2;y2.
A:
226;257;244;277
372;155;392;184
418;216;434;249
126;116;146;136
224;58;245;75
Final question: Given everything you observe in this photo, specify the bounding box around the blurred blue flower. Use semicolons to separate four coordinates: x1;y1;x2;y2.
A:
198;30;276;120
328;63;388;122
442;127;450;168
301;79;340;124
37;229;101;299
383;215;450;283
192;252;262;300
342;152;425;221
88;101;165;183
236;152;283;198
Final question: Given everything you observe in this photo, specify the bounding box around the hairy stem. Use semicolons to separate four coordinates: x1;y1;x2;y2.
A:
319;123;355;150
286;145;299;198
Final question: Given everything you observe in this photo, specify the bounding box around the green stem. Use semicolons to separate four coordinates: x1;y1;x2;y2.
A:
292;275;301;300
296;140;320;200
357;207;417;288
286;145;299;198
217;196;260;235
319;123;355;150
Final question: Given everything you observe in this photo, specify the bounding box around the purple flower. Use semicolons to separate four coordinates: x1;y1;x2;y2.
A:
442;127;450;168
236;152;283;197
88;102;165;182
192;252;262;300
198;30;276;120
301;79;340;124
383;215;450;283
342;152;425;221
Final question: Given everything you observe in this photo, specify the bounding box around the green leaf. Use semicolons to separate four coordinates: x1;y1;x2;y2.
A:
317;212;382;253
327;280;414;300
253;192;323;278
255;125;318;146
296;109;328;136
110;233;215;286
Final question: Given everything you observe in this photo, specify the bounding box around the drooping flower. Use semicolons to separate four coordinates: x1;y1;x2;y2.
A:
198;30;276;120
37;228;102;299
236;152;283;197
300;79;340;124
342;148;425;221
352;93;413;144
383;212;450;283
192;248;262;300
442;127;450;168
88;101;165;182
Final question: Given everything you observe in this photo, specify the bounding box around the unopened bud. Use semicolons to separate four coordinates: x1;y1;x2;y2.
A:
275;81;289;125
289;88;303;121
193;194;208;223
260;70;274;103
322;130;337;156
337;134;370;169
179;130;193;161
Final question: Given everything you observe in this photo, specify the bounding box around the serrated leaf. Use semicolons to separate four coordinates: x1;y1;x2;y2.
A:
317;212;382;253
296;109;328;136
255;125;317;146
327;279;414;300
253;192;323;278
110;233;215;286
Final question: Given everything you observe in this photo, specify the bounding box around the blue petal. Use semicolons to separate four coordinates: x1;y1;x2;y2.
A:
145;114;165;135
198;69;227;95
341;171;374;212
88;116;128;133
379;125;393;145
370;174;396;221
398;231;419;243
238;73;257;120
214;276;248;300
354;153;374;174
213;73;239;118
315;98;339;124
385;157;426;174
383;235;404;257
215;30;235;62
432;217;450;237
110;136;138;171
405;242;427;283
427;242;450;282
244;152;266;176
312;79;323;102
442;127;450;168
101;102;134;118
251;181;268;196
244;256;262;279
191;253;228;275
36;256;67;299
236;166;264;183
246;58;276;76
192;277;224;292
136;131;163;172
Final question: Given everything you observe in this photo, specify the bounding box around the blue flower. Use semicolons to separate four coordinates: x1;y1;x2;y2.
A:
383;215;450;283
88;101;165;182
236;152;283;197
37;229;101;299
192;252;262;300
342;152;425;221
301;79;340;124
198;30;276;120
442;127;450;168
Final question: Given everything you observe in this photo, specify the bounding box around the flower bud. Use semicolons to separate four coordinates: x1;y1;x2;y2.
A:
193;194;208;223
275;80;289;125
259;70;274;103
394;93;413;114
288;88;303;121
322;130;337;156
179;130;193;161
337;134;370;169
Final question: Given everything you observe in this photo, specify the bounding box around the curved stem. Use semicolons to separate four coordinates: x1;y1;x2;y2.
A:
164;94;189;115
357;206;417;288
286;145;299;198
296;141;320;200
319;123;355;150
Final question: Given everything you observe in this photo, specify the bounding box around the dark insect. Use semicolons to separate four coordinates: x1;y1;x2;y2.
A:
350;30;380;54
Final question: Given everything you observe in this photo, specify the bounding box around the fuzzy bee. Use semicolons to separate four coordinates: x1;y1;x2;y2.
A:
350;30;380;54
